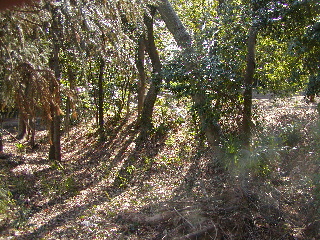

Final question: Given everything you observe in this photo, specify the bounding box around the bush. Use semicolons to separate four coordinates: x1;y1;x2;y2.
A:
279;123;301;147
306;74;320;101
0;187;15;228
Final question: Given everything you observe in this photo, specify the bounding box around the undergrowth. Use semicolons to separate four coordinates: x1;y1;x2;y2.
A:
0;96;319;239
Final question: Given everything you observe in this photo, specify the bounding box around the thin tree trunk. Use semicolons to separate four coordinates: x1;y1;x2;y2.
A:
28;85;36;148
17;111;26;140
49;107;55;160
53;114;61;160
49;104;61;161
98;58;105;140
48;3;62;161
65;96;71;136
136;36;147;118
0;133;2;152
65;67;76;137
125;87;132;119
28;117;36;148
48;49;61;161
0;115;3;152
17;74;32;141
138;10;162;140
242;26;258;148
157;0;221;148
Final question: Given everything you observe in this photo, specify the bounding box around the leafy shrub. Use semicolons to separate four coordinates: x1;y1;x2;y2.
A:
0;187;15;228
279;124;301;147
313;174;320;215
305;74;320;100
15;143;26;153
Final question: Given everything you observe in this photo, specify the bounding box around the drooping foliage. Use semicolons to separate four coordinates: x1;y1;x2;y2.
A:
0;0;318;153
0;0;158;158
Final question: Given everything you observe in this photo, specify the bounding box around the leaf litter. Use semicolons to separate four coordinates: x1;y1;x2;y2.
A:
0;94;319;239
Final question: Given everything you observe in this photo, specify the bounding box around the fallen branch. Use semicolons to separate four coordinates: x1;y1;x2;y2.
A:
178;224;219;240
174;207;196;230
1;128;23;144
120;210;176;225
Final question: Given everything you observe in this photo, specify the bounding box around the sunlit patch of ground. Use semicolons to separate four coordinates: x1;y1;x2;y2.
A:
0;95;319;239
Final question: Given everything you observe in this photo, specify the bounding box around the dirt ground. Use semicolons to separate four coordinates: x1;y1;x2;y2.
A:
0;95;319;239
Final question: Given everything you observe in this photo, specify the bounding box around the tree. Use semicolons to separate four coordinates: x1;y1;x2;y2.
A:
242;25;258;148
47;1;63;161
243;0;319;145
0;0;159;158
0;4;63;153
0;115;3;152
138;8;163;140
136;36;147;118
157;0;222;151
98;57;105;140
242;0;263;148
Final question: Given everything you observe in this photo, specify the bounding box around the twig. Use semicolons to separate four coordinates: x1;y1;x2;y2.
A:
210;221;218;240
173;207;196;230
1;128;23;144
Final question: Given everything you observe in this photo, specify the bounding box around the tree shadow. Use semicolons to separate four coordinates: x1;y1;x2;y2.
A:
111;151;297;240
11;117;171;239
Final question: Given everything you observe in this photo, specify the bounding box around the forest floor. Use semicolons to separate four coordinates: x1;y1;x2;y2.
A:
0;95;319;240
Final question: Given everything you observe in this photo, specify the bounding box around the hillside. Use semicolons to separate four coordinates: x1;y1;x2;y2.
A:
0;95;319;239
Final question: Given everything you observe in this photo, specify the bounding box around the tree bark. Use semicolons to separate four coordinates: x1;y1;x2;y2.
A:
17;111;26;140
49;103;61;161
157;0;221;147
136;36;146;118
53;114;61;160
48;4;62;161
65;67;76;136
48;106;55;160
0;115;3;152
65;96;71;135
98;57;105;140
28;117;36;148
242;26;258;148
0;133;2;152
138;10;163;140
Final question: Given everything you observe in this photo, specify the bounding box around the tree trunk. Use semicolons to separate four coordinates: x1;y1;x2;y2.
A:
49;108;55;160
65;96;71;136
53;114;61;160
48;51;61;161
17;74;32;141
49;104;61;161
98;58;105;140
136;36;147;118
242;26;258;148
157;0;221;148
0;115;3;152
28;117;36;148
0;133;2;152
125;87;132;119
65;67;76;136
138;10;163;140
48;4;62;161
48;85;61;161
17;111;26;140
